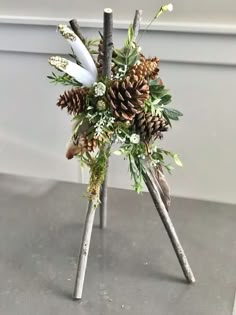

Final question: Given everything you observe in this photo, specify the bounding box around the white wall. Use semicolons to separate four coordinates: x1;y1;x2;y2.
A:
0;3;236;203
1;0;236;24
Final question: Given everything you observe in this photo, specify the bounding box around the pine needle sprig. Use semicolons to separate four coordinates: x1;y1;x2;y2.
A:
47;72;81;87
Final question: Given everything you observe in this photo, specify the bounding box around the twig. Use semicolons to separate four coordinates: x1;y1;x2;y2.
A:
69;19;86;42
99;8;113;229
141;158;196;284
99;9;142;229
99;162;108;229
73;201;96;299
73;9;114;299
102;8;113;77
132;10;142;42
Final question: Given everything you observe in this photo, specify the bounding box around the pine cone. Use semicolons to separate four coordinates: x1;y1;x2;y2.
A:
128;57;159;80
133;111;168;141
96;37;116;76
57;87;88;115
107;76;149;121
96;38;104;75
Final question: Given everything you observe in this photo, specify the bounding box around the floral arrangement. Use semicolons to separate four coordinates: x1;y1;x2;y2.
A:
48;4;183;206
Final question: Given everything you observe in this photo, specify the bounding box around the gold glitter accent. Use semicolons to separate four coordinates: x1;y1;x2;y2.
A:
57;24;77;41
48;56;68;70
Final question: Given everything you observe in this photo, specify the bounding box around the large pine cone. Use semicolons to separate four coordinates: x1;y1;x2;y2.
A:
133;111;168;141
57;87;88;115
128;57;159;80
107;76;149;121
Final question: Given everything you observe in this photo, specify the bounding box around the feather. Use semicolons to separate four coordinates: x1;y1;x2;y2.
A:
155;166;171;211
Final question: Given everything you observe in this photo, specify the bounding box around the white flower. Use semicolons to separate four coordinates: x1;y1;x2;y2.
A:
94;82;106;97
113;150;122;156
137;46;142;53
163;3;174;12
57;24;97;80
48;56;95;87
130;134;140;144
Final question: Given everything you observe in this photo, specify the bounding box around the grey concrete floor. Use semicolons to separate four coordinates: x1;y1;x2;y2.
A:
0;173;236;315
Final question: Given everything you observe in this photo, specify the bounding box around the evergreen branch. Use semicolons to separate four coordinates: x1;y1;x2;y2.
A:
47;72;81;87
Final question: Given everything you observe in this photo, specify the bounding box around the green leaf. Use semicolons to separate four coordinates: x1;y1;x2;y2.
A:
162;150;183;167
114;49;125;59
160;94;172;105
173;154;183;167
128;25;134;42
163;107;183;121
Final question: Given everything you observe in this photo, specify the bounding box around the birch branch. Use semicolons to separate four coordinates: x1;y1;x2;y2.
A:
132;10;142;42
141;158;196;284
69;19;86;42
99;8;113;229
73;201;96;299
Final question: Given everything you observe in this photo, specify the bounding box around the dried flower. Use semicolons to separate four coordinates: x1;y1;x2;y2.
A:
94;82;106;97
163;3;174;12
57;24;77;41
155;3;174;18
130;134;140;144
96;100;107;111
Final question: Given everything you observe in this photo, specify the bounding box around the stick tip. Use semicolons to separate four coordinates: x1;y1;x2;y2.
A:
104;8;113;14
188;276;196;284
73;293;82;301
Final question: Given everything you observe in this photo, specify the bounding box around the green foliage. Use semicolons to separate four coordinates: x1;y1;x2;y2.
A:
151;147;183;171
112;25;139;76
47;72;81;87
145;79;183;126
162;107;183;126
87;146;110;204
115;139;183;193
149;80;172;104
83;38;100;55
86;99;115;142
117;142;146;193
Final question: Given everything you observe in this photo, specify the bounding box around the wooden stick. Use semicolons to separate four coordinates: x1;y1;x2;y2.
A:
99;8;113;229
99;9;143;229
141;159;196;284
73;200;96;299
102;8;113;78
69;19;86;42
99;162;108;229
73;9;113;299
133;10;142;42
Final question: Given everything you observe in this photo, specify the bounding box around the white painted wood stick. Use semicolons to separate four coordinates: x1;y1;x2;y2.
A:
73;200;96;299
141;159;196;284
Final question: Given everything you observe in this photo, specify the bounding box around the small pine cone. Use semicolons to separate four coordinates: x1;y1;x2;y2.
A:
96;38;104;75
133;111;168;141
128;57;159;80
57;87;88;115
107;76;149;121
96;37;116;76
